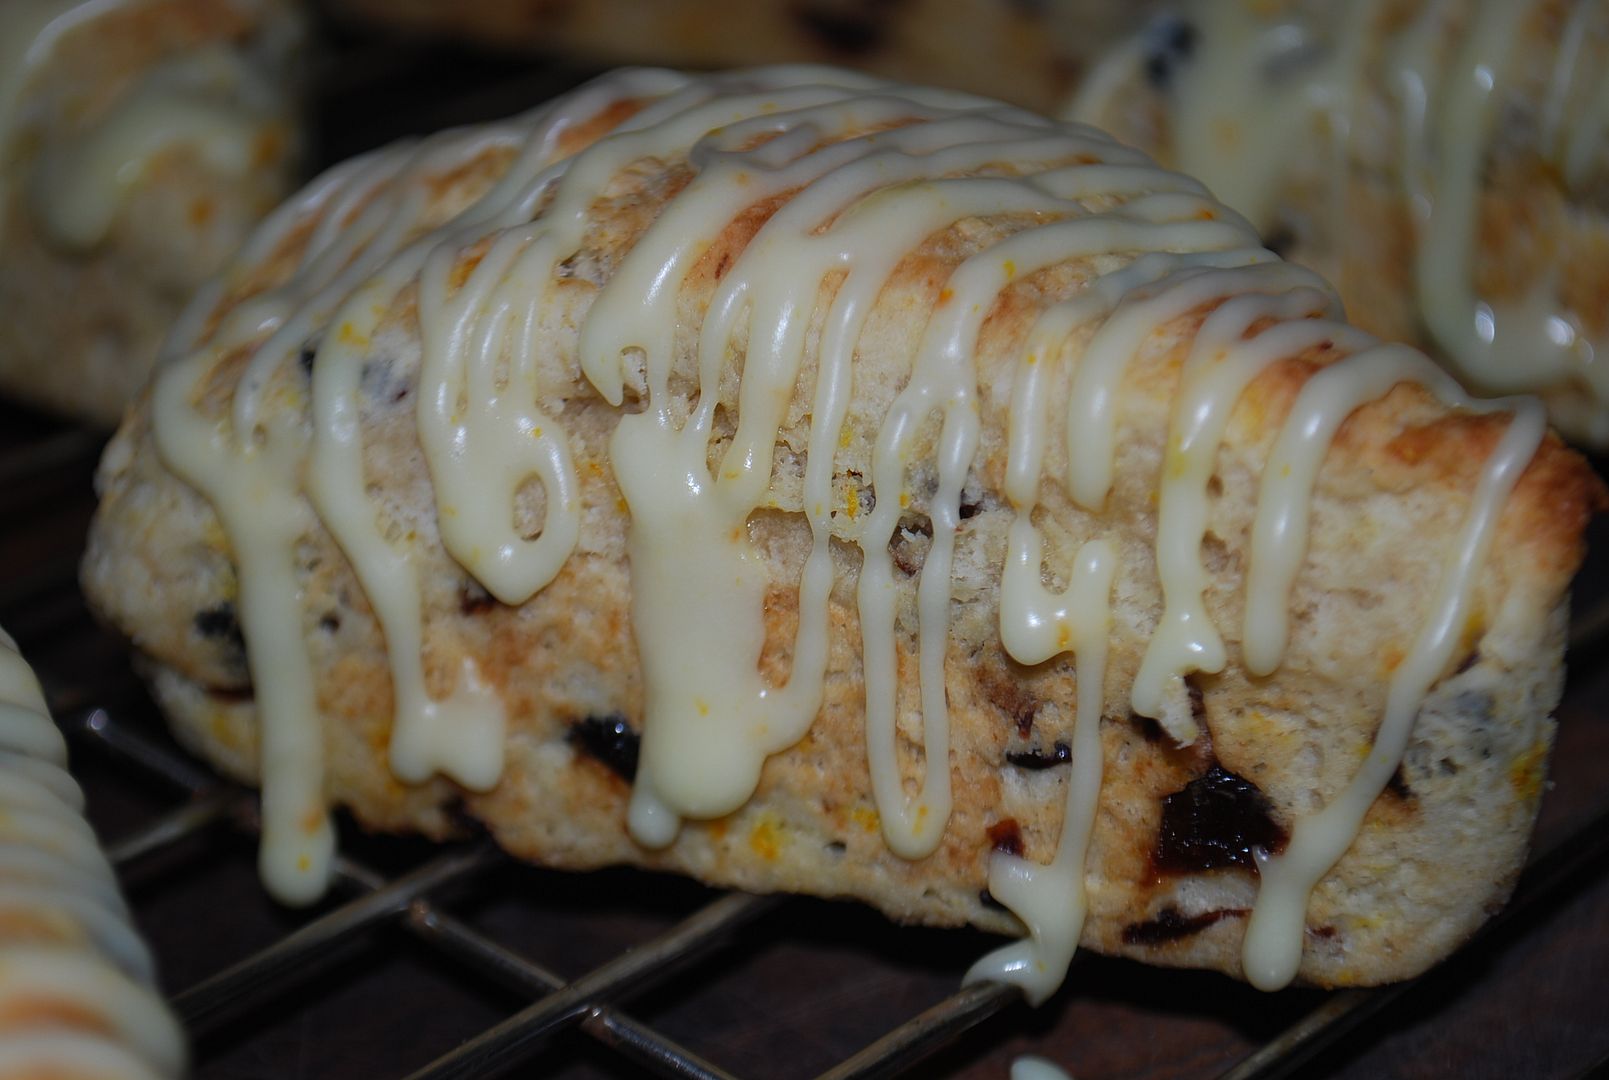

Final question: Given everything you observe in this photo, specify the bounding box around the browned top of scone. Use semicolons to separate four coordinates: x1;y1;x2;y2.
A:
85;67;1603;989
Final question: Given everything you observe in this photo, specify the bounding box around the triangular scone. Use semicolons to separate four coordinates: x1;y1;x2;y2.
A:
84;66;1602;997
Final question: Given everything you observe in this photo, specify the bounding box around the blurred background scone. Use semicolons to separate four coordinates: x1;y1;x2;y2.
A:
0;0;303;426
321;0;1156;114
1072;0;1609;446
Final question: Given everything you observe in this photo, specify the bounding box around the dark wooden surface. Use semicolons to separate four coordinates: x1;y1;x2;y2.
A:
2;22;1607;1079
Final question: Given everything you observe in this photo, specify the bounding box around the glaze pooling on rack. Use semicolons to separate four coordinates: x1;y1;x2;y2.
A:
0;629;187;1078
1072;0;1609;442
152;65;1546;996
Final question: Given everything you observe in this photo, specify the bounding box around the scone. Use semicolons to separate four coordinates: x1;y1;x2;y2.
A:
1071;0;1609;446
323;0;1155;115
0;0;303;425
0;628;185;1079
83;66;1602;1001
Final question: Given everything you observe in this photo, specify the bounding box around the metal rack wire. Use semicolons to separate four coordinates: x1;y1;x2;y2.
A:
4;410;1609;1080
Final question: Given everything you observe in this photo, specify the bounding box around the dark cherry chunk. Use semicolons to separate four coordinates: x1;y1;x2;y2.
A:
1007;741;1071;770
194;602;245;652
1385;766;1414;801
1122;906;1242;946
1153;765;1288;874
986;818;1024;857
566;714;640;781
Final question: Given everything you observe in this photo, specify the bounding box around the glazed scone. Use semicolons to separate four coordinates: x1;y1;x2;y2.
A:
324;0;1155;115
0;628;186;1079
1071;0;1609;446
0;0;302;426
83;67;1602;1001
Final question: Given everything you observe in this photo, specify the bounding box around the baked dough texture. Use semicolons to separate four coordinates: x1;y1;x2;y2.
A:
1071;0;1609;446
0;0;302;425
83;66;1602;992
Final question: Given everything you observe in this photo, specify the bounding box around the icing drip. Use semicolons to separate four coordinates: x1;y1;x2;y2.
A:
1072;0;1609;441
968;514;1114;1001
151;65;1548;1000
160;69;694;898
0;629;186;1077
1123;267;1340;731
1137;287;1339;713
1240;352;1546;989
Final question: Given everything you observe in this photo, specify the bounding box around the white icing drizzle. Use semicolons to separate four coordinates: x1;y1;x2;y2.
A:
0;0;287;251
151;66;1548;1000
1122;267;1340;732
158;68;691;897
1240;354;1545;989
965;514;1112;1004
0;629;186;1077
590;98;1084;849
1072;0;1609;441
